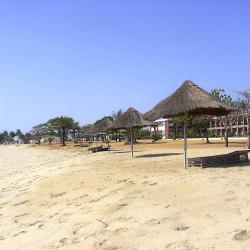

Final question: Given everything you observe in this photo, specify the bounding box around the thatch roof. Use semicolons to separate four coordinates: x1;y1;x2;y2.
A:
112;107;153;129
144;80;236;121
87;117;113;135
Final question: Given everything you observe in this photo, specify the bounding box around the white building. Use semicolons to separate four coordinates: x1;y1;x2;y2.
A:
150;118;171;139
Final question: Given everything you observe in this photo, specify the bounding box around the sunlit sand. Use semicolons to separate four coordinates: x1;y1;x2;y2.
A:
0;140;250;249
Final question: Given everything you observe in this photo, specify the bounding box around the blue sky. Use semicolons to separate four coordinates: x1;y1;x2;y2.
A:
0;0;250;132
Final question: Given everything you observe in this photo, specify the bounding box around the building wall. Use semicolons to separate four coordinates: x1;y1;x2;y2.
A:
150;118;170;139
148;115;248;140
209;116;248;137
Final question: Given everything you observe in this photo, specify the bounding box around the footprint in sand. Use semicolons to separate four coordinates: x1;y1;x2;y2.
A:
93;239;108;248
117;179;128;184
28;220;44;227
12;230;27;237
15;213;28;218
174;225;190;231
49;237;80;248
50;238;71;248
50;192;66;198
145;217;169;226
149;182;157;185
116;216;133;222
101;246;119;250
105;203;128;214
166;240;193;249
48;212;60;219
234;230;250;241
114;227;128;235
13;200;29;206
224;196;237;202
73;194;88;200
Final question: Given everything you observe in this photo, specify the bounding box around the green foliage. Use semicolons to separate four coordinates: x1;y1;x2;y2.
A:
135;129;151;140
16;129;24;139
0;131;11;144
9;131;16;138
25;133;32;140
82;124;92;133
48;116;75;130
211;89;233;104
48;116;76;146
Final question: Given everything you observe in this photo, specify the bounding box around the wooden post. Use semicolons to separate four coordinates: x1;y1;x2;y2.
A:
107;134;110;153
183;114;188;169
153;125;157;141
131;128;134;158
236;117;239;136
225;116;229;147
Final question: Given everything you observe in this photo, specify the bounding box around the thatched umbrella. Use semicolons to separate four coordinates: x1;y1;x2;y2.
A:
87;117;113;135
112;107;153;158
144;80;236;168
87;117;114;151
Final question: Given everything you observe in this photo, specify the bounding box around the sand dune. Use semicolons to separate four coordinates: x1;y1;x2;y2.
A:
1;141;250;249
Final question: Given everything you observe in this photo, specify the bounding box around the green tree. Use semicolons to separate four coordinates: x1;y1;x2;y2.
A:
16;129;24;141
0;131;11;144
192;116;211;143
71;122;81;143
211;89;233;104
25;133;33;142
9;131;16;139
8;131;16;143
48;116;76;146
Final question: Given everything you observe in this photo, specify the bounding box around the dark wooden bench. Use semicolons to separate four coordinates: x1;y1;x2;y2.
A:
188;150;250;168
88;146;111;153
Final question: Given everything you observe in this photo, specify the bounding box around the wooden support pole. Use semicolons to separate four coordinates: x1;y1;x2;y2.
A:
131;128;134;158
183;114;188;169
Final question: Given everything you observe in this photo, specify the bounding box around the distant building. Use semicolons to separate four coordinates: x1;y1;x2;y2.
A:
149;118;170;139
209;115;248;136
150;115;249;139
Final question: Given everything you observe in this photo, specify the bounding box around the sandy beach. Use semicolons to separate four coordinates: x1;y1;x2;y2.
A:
1;141;250;250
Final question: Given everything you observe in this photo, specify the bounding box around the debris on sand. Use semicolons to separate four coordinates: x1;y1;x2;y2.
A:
234;230;250;241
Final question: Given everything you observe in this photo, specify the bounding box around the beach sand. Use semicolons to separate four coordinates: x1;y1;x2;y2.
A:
1;140;250;250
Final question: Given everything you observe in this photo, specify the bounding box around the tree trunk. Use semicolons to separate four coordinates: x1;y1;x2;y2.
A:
173;125;177;140
205;128;210;144
62;128;66;146
73;130;76;144
153;126;157;141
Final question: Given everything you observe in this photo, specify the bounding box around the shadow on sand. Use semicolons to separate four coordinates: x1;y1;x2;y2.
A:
201;161;250;169
111;150;143;154
136;152;182;158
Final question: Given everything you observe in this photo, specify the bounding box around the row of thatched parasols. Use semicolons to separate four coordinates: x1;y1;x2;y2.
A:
86;80;236;168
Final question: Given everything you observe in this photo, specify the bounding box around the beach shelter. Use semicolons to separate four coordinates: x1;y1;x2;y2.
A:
144;80;236;168
87;117;114;150
88;117;113;136
112;107;153;158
